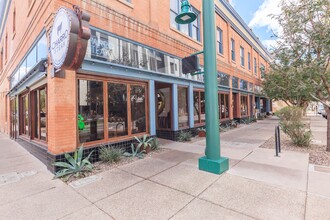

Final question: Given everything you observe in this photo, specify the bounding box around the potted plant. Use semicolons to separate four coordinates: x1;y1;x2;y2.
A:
197;127;206;137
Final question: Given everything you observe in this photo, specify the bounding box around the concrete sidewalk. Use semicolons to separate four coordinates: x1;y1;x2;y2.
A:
0;117;330;220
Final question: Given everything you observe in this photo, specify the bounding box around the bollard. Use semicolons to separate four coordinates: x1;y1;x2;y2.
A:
275;126;279;157
277;126;281;153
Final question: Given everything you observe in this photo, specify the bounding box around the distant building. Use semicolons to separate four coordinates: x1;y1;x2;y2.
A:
0;0;272;171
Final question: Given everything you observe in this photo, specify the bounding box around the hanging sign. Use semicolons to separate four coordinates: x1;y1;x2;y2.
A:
49;6;91;70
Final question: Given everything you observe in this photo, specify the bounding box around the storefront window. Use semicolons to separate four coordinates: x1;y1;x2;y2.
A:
108;83;128;138
193;90;205;125
241;95;248;116
131;85;146;134
21;94;29;135
220;93;229;119
178;86;189;128
157;86;171;129
78;80;104;143
39;88;47;141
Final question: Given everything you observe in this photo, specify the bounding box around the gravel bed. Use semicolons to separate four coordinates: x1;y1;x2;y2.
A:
64;148;169;183
260;132;330;166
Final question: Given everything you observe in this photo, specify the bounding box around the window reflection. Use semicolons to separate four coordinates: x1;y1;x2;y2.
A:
220;93;229;119
78;80;104;143
241;95;248;116
108;83;128;138
178;87;189;128
131;85;146;134
40;89;47;141
193;91;205;125
157;86;171;129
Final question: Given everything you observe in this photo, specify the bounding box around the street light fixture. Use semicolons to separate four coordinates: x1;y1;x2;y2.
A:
175;0;197;24
176;0;228;174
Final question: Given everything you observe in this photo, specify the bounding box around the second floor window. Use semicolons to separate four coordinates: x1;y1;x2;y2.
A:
170;0;200;42
13;8;16;33
217;28;223;54
254;57;257;75
240;46;244;66
231;38;235;61
248;52;251;70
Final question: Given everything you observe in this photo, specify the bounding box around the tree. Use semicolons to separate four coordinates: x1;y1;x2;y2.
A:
264;0;330;150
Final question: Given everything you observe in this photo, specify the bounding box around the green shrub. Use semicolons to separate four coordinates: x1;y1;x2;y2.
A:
53;146;94;181
99;145;123;163
150;138;160;151
277;106;312;147
178;131;192;142
276;106;303;121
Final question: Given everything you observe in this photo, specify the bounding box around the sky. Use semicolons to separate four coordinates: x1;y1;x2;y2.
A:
228;0;282;50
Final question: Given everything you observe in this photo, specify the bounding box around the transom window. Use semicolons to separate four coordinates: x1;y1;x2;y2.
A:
170;0;200;42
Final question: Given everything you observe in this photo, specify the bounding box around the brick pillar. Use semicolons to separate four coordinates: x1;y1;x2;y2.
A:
47;69;77;154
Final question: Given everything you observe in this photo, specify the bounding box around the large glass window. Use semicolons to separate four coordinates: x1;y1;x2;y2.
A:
78;80;104;143
37;34;47;61
178;86;189;128
193;90;205;125
108;83;128;138
217;28;223;55
131;85;146;134
31;87;47;141
241;95;248;116
157;86;172;129
21;94;29;136
170;0;200;42
219;93;229;119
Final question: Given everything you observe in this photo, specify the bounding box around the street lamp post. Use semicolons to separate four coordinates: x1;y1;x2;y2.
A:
176;0;228;174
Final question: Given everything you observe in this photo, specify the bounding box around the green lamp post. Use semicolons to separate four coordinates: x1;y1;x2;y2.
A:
176;0;229;174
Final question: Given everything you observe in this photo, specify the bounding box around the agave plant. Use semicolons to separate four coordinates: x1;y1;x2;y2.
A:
53;146;94;181
135;134;153;152
123;144;145;159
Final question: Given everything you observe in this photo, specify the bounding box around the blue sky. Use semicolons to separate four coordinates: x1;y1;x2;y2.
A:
228;0;282;50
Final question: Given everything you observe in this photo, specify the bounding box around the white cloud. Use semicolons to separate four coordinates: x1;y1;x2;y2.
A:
262;39;278;50
228;0;235;7
248;0;282;35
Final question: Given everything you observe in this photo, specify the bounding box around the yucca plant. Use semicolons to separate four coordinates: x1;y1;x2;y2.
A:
53;146;94;181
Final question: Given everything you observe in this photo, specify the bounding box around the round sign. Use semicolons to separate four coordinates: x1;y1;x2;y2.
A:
50;8;71;69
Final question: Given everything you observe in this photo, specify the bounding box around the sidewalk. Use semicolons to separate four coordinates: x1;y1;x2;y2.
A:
0;117;329;220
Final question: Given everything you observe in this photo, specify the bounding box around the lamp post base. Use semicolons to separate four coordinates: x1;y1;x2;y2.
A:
198;156;229;174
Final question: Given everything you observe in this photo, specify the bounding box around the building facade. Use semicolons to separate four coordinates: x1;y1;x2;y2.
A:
0;0;272;171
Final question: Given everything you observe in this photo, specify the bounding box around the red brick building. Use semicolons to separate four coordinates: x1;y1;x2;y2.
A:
0;0;271;171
